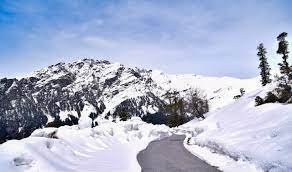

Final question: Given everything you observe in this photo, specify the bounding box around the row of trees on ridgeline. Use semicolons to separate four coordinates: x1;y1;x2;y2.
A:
256;32;292;105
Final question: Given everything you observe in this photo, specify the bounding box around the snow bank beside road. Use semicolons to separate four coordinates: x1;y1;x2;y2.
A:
181;87;292;171
0;118;171;172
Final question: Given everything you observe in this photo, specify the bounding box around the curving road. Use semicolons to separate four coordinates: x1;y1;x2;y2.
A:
137;134;221;172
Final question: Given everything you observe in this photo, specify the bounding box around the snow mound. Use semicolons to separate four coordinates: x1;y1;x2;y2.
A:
0;118;171;172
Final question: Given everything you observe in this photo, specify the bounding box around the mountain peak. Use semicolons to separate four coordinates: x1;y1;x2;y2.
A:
0;58;259;143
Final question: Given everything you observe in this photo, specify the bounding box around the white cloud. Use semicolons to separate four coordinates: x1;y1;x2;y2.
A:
1;0;292;78
83;36;117;48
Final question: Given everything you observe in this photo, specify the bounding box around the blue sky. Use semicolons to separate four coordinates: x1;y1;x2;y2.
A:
1;0;292;78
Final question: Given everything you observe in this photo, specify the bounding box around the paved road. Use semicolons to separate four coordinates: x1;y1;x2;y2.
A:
137;135;221;172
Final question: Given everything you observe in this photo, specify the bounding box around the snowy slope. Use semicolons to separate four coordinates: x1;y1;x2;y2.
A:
0;118;171;172
181;84;292;171
151;71;260;110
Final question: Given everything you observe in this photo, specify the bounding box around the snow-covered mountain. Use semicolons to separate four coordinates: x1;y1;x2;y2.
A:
1;86;291;172
0;58;260;143
1;58;291;172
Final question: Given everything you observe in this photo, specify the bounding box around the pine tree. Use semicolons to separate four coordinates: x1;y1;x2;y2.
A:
118;111;130;121
163;90;186;127
185;88;209;119
89;112;98;128
257;43;271;86
276;32;291;80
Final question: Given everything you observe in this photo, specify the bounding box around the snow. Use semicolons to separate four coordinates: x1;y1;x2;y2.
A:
151;71;261;110
180;85;292;171
1;80;292;171
5;80;17;94
183;138;261;172
0;118;172;172
78;102;97;128
2;59;291;171
59;110;78;121
31;60;261;121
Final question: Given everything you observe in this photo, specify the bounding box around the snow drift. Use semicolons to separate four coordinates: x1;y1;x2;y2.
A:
0;118;171;172
181;84;292;171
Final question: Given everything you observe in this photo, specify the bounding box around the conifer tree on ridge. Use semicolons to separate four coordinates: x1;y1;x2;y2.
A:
257;43;271;86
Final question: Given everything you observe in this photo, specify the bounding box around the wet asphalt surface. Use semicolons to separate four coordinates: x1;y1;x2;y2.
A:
137;134;221;172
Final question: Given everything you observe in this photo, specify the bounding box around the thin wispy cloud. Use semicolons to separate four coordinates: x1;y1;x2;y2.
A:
1;0;292;78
